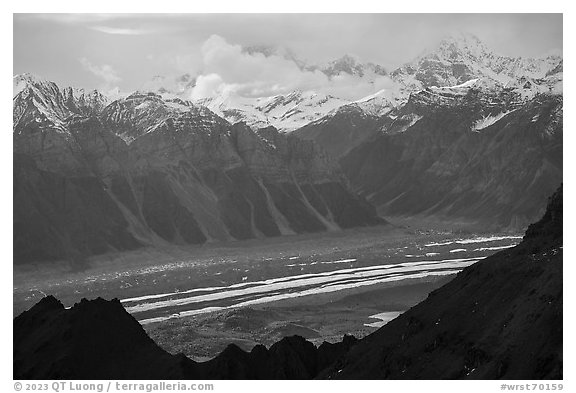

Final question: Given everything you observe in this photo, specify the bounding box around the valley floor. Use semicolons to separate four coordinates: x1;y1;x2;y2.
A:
145;278;451;361
13;223;522;360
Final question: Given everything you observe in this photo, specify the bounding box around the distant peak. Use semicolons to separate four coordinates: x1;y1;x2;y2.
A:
331;54;360;65
176;73;193;83
287;89;303;97
444;31;483;43
14;72;43;82
125;90;163;100
13;73;51;89
13;73;55;97
242;44;279;57
437;31;488;50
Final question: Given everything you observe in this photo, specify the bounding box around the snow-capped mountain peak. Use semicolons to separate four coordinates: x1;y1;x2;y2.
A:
390;32;563;100
320;54;388;78
435;32;490;59
196;89;349;132
13;73;114;134
13;33;563;137
13;73;60;98
138;73;196;101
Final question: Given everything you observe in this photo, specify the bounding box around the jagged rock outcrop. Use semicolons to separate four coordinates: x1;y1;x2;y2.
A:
13;76;383;265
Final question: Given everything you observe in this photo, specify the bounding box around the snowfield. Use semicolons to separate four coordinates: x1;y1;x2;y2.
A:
473;110;516;131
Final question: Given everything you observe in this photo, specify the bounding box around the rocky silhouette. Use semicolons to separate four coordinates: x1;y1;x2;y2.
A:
13;294;357;379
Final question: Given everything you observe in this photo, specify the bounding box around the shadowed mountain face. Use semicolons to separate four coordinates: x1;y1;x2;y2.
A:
14;186;562;380
13;80;383;265
306;91;562;230
293;105;382;159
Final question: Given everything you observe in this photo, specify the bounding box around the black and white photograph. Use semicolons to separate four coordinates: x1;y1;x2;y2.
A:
10;9;565;385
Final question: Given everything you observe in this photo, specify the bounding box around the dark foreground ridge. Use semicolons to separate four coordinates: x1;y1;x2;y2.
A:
13;295;357;379
323;184;562;379
14;186;562;380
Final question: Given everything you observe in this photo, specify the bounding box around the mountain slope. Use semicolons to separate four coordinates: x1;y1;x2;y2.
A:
323;185;562;379
13;77;383;265
293;105;382;159
293;34;562;229
338;90;562;229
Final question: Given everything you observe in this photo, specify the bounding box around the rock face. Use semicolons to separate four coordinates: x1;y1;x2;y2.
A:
13;186;562;380
13;76;383;265
322;185;563;379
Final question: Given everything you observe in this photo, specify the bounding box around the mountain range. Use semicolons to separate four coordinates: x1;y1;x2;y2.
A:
13;32;563;264
294;33;562;229
13;75;381;265
149;33;561;132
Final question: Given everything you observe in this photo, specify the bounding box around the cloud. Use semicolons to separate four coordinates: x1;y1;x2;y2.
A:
79;57;121;87
21;13;164;25
90;26;152;35
190;35;395;101
18;14;119;24
191;74;225;100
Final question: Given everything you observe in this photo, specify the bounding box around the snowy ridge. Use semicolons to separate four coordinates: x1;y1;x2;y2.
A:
391;32;562;101
473;110;517;131
13;33;563;135
196;89;348;132
351;88;401;116
199;34;561;132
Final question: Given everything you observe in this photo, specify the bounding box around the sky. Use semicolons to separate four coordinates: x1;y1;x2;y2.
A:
13;13;563;99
